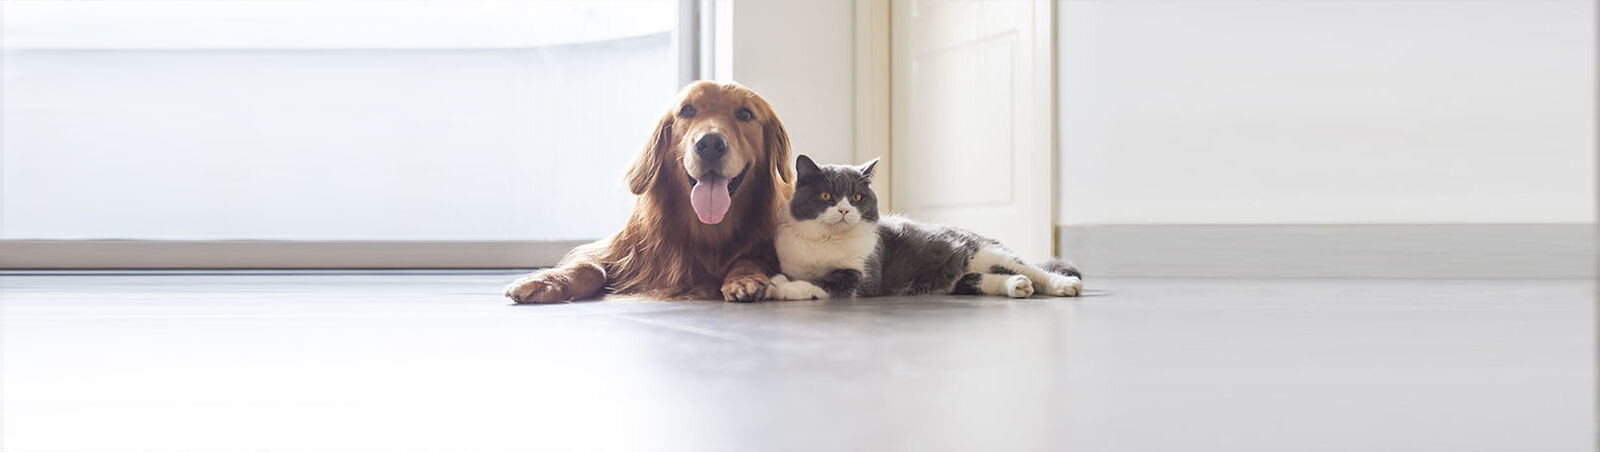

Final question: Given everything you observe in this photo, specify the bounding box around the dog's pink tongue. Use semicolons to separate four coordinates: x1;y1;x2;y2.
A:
690;176;731;224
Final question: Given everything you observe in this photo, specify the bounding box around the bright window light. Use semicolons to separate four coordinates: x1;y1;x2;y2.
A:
1;0;681;241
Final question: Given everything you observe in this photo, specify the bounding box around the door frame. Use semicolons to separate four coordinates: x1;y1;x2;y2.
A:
853;0;894;208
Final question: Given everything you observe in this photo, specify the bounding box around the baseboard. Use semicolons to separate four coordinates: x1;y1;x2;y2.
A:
0;240;589;270
9;225;1593;277
1057;224;1595;279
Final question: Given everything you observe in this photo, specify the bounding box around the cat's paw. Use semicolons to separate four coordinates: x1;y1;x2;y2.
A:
1006;274;1034;298
1039;274;1082;297
770;279;829;300
765;274;820;301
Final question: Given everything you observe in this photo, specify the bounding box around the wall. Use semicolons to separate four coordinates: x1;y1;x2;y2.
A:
720;0;857;167
1058;0;1595;226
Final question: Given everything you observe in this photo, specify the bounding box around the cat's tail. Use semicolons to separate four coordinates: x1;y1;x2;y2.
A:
1037;258;1082;279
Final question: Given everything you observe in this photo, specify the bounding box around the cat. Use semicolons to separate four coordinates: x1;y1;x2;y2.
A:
766;155;1083;300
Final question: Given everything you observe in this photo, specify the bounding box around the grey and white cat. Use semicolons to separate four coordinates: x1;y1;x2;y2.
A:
767;155;1083;300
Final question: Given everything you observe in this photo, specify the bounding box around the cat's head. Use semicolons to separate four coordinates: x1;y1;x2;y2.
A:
788;154;880;228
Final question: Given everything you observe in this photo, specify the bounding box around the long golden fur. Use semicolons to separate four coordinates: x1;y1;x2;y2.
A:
504;81;793;302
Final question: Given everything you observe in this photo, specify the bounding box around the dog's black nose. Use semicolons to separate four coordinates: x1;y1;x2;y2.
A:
695;132;728;161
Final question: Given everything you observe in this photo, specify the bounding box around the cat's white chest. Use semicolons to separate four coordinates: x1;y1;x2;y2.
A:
774;222;877;281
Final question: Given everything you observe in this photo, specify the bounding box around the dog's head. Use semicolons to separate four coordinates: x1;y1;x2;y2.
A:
626;81;792;225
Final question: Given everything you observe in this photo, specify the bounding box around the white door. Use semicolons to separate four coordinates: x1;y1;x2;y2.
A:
891;0;1056;261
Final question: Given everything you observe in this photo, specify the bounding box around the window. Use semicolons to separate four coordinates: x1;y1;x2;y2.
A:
1;0;684;244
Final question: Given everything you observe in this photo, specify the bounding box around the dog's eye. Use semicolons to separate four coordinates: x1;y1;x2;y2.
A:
850;194;863;203
736;108;754;121
820;192;832;202
679;104;697;118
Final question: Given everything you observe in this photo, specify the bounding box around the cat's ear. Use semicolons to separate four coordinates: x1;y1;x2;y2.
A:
858;158;881;181
795;154;821;178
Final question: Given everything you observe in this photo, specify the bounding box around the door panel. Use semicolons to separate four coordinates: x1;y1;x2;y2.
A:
892;0;1055;260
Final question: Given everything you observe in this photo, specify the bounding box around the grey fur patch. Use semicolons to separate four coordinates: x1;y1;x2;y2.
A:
812;268;863;298
1038;258;1082;278
989;265;1015;275
950;273;983;295
859;215;996;296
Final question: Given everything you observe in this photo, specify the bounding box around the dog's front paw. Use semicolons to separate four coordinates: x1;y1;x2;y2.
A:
721;274;770;302
504;272;571;303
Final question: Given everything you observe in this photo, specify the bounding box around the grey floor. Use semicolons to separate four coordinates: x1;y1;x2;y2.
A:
0;273;1592;452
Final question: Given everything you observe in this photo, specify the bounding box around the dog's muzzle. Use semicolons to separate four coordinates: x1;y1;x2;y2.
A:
687;166;747;226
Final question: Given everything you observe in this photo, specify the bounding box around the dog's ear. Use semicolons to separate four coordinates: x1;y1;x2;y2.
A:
626;111;674;195
764;114;792;184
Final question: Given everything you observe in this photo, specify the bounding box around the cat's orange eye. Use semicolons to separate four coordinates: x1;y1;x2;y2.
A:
850;194;863;202
820;192;833;201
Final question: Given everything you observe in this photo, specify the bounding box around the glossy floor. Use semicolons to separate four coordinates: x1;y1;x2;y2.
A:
1;273;1592;451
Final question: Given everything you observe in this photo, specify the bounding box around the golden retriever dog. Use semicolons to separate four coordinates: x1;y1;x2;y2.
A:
503;81;793;303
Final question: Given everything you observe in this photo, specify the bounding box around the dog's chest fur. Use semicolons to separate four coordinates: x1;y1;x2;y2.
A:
774;219;878;281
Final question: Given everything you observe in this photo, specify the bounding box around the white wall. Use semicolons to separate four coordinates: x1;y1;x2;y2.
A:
1058;0;1595;225
720;0;857;167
